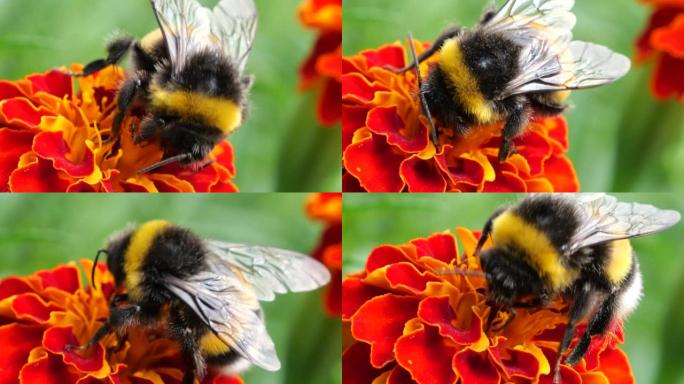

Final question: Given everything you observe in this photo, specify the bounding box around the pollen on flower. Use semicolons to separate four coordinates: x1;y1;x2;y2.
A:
0;260;243;384
342;41;579;192
342;228;635;384
0;65;238;192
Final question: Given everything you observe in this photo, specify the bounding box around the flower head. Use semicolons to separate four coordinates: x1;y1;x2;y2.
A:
0;66;238;192
306;192;342;316
342;229;634;384
342;41;579;192
0;260;243;383
298;0;342;126
635;0;684;101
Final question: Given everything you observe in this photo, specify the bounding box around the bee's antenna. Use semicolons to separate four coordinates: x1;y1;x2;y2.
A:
407;32;439;146
91;249;109;291
137;153;193;174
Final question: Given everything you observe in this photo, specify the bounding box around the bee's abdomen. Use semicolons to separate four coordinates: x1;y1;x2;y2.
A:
604;239;634;285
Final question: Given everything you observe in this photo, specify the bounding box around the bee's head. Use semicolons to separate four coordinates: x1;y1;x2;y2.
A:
479;246;544;307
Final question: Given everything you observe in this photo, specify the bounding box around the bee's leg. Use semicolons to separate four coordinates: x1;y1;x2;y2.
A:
168;310;206;384
392;26;462;74
552;281;597;384
499;99;530;162
565;292;617;366
473;207;506;257
66;304;140;353
112;73;149;141
74;35;134;77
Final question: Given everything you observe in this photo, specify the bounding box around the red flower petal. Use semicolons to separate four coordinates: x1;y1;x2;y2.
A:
44;326;107;373
318;78;342;126
342;343;389;384
33;131;96;178
0;323;44;383
9;158;71;192
418;297;484;345
489;346;542;380
386;263;440;294
395;327;458;384
400;156;447;192
0;98;54;130
652;52;684;99
0;128;34;191
342;73;385;104
636;7;681;61
342;106;367;149
410;232;458;264
541;155;580;192
341;278;385;320
366;245;408;273
362;45;406;70
597;348;634;384
20;353;79;384
452;349;500;384
0;80;27;100
367;106;428;153
387;366;416;384
0;276;35;300
27;70;73;99
38;264;81;294
351;294;420;368
344;135;406;192
12;293;62;323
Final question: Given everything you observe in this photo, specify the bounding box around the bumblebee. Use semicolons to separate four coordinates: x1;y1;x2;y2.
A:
78;0;257;173
398;0;631;161
473;194;680;384
70;220;330;384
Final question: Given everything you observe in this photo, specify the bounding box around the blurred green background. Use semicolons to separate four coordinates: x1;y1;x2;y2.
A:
0;194;341;384
343;194;684;384
343;0;684;192
0;0;341;192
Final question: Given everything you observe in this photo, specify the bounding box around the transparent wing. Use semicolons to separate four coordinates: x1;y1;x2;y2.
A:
211;0;258;73
163;271;281;371
150;0;214;73
561;194;681;255
481;0;629;98
205;240;331;302
502;40;631;97
483;0;576;43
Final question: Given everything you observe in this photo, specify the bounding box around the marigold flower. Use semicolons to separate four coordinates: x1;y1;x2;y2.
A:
0;260;243;384
0;65;238;192
342;42;579;192
636;0;684;101
342;228;635;384
298;0;342;126
306;192;342;316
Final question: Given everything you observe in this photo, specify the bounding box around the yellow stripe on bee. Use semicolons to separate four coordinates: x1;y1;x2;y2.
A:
124;220;171;300
492;211;576;291
200;331;231;356
151;85;243;135
605;239;633;284
140;29;163;53
439;39;495;123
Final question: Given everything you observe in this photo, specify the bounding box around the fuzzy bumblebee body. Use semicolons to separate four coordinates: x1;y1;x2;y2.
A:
474;194;679;384
78;220;330;384
78;0;257;173
400;0;631;161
